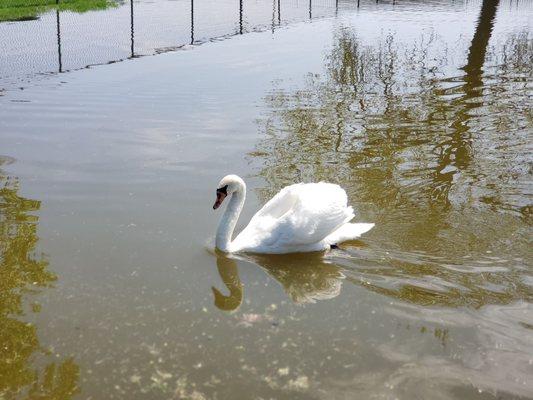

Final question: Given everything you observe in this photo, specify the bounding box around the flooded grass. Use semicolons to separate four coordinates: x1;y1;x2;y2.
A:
0;0;116;22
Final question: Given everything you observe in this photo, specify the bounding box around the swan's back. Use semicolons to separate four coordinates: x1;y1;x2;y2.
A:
233;182;356;253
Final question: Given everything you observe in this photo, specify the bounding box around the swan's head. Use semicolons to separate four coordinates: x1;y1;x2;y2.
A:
213;175;245;210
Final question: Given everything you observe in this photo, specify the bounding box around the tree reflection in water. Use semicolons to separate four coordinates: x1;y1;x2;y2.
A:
250;2;532;308
0;157;79;400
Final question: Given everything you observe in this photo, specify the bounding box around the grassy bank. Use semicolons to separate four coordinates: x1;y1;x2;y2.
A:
0;0;117;22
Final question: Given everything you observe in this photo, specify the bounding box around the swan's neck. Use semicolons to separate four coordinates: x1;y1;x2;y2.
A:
216;188;246;252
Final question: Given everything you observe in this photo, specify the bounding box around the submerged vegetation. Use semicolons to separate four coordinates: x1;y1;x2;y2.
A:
0;158;80;399
0;0;117;22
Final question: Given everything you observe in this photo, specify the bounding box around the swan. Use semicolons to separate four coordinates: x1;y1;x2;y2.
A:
212;175;374;254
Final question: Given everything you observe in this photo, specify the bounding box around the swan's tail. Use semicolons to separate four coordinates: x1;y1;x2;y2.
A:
325;223;374;245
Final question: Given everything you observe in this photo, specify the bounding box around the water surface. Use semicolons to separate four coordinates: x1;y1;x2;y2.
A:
1;1;532;399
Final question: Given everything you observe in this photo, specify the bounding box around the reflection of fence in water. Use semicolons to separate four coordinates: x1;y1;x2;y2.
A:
0;0;343;87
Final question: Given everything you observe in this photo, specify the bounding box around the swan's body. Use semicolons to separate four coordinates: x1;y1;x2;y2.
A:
213;175;374;254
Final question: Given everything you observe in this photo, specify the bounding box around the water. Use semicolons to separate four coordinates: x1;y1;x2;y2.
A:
1;0;532;399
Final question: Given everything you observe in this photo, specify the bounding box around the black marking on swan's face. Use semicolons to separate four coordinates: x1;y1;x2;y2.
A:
217;185;228;196
213;185;228;210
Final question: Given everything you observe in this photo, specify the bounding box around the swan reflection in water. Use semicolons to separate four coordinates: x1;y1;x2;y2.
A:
211;250;346;311
211;252;243;311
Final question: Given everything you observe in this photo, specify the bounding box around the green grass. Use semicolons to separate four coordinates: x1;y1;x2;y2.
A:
0;0;118;22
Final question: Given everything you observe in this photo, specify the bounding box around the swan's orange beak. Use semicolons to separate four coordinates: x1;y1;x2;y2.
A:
213;191;227;210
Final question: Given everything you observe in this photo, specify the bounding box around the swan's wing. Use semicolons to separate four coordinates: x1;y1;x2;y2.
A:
250;183;303;219
235;183;354;251
231;184;302;250
273;183;355;246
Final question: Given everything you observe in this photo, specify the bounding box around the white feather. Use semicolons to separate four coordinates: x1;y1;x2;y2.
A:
324;223;375;245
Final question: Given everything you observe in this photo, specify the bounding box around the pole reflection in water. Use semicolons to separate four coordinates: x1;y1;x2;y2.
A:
465;0;499;75
0;157;80;398
432;0;499;206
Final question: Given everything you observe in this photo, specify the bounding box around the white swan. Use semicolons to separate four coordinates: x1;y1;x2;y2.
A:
213;175;374;254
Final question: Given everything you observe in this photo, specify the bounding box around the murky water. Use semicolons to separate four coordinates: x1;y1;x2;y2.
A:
1;0;532;399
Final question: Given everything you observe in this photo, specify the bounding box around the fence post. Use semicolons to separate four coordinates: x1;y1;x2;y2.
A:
190;0;194;44
130;0;134;57
239;0;243;34
56;9;62;72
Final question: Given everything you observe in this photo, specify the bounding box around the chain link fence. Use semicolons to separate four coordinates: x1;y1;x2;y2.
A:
0;0;484;91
